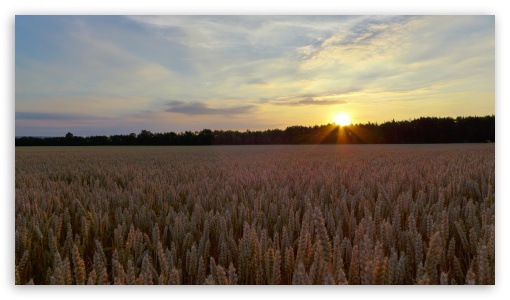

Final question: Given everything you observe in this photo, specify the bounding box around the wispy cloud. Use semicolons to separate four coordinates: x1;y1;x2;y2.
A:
283;98;348;106
15;15;494;136
165;100;257;115
15;111;103;121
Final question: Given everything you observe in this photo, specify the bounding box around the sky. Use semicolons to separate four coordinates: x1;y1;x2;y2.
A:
15;15;495;137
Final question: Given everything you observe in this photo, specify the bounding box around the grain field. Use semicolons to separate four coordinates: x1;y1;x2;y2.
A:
15;144;495;285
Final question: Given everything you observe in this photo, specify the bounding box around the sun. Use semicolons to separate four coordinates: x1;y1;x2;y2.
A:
333;113;351;126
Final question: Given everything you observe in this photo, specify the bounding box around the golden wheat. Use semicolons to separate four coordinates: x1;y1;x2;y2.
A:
15;144;495;284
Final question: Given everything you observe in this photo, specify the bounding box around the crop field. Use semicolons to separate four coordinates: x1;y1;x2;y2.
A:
15;144;495;285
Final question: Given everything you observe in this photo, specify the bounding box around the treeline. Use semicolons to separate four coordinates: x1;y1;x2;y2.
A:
15;115;495;146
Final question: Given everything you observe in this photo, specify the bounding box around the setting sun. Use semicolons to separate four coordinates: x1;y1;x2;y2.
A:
333;113;351;126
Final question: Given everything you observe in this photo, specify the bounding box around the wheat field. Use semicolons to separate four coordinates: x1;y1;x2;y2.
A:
15;144;495;285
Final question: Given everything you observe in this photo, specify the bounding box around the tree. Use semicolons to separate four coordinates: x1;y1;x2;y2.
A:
137;130;154;145
198;129;214;145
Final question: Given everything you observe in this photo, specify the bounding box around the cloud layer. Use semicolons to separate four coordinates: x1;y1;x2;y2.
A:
165;101;256;115
16;15;494;136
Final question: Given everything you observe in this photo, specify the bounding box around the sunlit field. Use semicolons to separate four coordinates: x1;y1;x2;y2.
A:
15;144;495;285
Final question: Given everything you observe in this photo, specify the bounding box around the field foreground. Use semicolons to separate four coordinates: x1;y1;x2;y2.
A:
15;144;495;284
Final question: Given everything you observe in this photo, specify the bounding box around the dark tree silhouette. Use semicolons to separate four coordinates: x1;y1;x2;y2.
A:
15;115;495;146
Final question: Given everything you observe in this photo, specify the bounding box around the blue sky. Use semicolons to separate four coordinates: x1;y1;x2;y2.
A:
15;15;494;136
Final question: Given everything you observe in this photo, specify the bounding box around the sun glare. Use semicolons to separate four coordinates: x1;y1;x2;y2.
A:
333;113;351;126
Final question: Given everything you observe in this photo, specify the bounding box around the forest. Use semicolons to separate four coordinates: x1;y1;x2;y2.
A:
15;115;495;146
